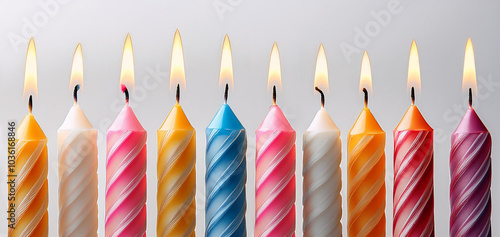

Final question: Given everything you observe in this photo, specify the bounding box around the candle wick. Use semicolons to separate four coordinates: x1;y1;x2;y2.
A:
224;83;229;104
124;87;129;104
273;85;277;105
411;86;415;105
73;84;80;104
468;88;472;108
176;84;180;104
362;88;368;108
28;95;33;114
315;86;325;108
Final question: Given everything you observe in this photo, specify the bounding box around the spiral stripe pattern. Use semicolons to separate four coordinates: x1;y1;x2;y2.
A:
255;130;296;237
348;134;385;237
106;130;147;237
303;131;342;237
450;132;491;237
58;130;98;237
9;139;48;237
205;129;247;237
393;130;434;237
157;129;196;237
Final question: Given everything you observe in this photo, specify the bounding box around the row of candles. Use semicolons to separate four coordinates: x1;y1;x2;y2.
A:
9;30;490;237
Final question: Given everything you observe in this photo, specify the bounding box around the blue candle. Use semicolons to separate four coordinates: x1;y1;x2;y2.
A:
205;103;247;237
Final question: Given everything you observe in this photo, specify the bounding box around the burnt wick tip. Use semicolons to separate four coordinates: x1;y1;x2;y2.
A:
273;85;277;105
176;84;180;103
73;84;80;103
315;87;325;108
28;95;33;113
224;83;229;103
362;88;368;107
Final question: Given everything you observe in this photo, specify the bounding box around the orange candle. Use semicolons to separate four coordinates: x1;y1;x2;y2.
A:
9;38;48;237
348;51;386;237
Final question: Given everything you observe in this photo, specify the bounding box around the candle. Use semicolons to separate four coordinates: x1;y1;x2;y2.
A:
348;51;385;236
393;40;434;237
450;38;491;237
255;42;296;237
105;34;147;237
157;29;196;237
303;44;342;237
206;35;247;237
58;44;98;237
9;38;48;237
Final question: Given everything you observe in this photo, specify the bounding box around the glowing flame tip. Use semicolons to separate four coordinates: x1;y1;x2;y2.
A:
407;40;421;94
119;34;135;91
314;43;329;92
170;29;186;91
359;51;372;94
462;38;477;96
267;42;282;91
219;34;234;89
23;37;38;99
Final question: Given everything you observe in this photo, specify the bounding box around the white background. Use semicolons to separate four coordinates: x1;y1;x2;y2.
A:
1;0;500;236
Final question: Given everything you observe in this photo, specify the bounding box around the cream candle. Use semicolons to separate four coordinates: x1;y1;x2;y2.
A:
58;44;98;237
303;44;342;237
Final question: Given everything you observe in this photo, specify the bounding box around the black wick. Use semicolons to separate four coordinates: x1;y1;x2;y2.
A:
124;86;129;104
176;84;180;103
411;86;415;105
73;84;80;103
315;86;325;108
28;95;33;113
273;85;277;105
468;88;472;108
362;88;368;107
224;83;229;104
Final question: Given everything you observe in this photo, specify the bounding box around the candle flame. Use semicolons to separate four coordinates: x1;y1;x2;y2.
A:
462;38;477;96
120;34;135;90
23;37;38;98
267;42;282;91
407;40;421;94
170;29;186;91
219;34;234;89
70;43;84;91
314;44;329;92
359;51;372;94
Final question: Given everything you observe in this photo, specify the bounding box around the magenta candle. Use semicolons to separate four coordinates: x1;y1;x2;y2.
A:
449;38;491;237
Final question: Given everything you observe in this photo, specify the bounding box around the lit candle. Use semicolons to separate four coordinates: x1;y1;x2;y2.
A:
348;51;386;236
450;38;491;237
393;40;434;237
157;29;196;237
105;34;147;237
255;42;296;237
58;44;98;237
206;35;247;237
303;44;342;237
9;38;48;237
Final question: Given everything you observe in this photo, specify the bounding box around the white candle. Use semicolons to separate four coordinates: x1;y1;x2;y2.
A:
58;44;98;237
303;108;342;237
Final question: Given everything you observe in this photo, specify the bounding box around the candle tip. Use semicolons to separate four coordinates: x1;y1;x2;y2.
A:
469;87;473;108
315;86;325;108
73;84;80;104
272;85;277;105
122;85;129;104
224;83;229;104
176;84;180;104
28;95;33;114
411;86;415;105
363;87;368;108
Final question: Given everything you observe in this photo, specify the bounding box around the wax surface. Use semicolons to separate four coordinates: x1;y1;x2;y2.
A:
303;108;342;237
393;105;434;237
157;103;196;237
58;104;98;237
9;113;48;237
255;105;296;237
450;108;491;237
106;105;147;237
348;107;385;237
206;104;247;237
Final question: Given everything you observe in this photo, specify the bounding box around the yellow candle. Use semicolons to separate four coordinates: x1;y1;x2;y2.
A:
157;29;196;237
348;51;386;237
9;38;48;237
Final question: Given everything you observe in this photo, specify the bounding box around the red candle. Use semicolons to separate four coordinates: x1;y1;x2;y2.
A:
393;40;434;236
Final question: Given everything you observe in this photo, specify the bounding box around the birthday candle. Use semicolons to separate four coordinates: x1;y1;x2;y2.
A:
157;29;196;237
255;43;296;237
348;51;386;237
58;44;98;237
450;38;491;237
105;34;147;237
9;38;48;237
393;41;434;237
205;35;247;237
